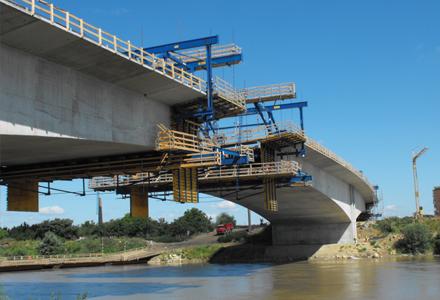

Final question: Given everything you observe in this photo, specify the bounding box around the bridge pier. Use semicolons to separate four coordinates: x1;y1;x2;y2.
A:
266;221;356;260
271;222;355;245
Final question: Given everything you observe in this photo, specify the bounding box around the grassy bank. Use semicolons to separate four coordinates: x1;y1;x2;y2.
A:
149;244;225;265
0;237;148;257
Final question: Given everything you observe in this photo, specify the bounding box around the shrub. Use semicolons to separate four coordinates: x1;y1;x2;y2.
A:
434;235;440;255
0;229;8;240
38;232;63;255
375;217;413;234
396;223;432;254
218;230;248;243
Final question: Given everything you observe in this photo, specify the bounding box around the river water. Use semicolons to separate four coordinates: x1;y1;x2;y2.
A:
0;257;439;299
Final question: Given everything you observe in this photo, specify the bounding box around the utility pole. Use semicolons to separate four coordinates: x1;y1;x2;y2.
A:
412;147;428;219
247;209;252;232
98;194;103;226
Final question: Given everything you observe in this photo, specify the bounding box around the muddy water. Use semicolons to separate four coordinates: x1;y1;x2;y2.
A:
0;257;439;299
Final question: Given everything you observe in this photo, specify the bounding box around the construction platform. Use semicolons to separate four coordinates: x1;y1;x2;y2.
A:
89;161;301;192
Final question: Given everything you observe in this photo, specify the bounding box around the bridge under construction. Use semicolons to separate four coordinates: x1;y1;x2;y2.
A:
0;0;377;257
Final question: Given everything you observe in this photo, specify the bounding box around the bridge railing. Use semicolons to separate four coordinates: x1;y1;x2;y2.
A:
0;245;160;262
3;0;206;93
305;137;375;191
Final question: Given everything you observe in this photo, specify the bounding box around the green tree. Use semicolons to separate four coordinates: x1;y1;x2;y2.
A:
0;228;8;239
215;213;236;226
170;208;213;238
38;232;63;255
396;223;432;254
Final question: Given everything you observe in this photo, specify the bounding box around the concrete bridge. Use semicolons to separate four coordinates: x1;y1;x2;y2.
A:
0;0;376;257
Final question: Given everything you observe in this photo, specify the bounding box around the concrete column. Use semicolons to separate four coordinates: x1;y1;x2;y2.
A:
130;186;148;219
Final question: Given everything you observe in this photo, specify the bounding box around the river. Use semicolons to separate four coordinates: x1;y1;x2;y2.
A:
0;257;439;299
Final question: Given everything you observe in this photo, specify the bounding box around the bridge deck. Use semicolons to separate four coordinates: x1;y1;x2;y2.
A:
0;0;245;116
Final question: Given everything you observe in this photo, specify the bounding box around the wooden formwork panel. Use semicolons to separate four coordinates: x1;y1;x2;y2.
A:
130;186;149;218
264;177;278;212
172;168;198;203
7;180;39;212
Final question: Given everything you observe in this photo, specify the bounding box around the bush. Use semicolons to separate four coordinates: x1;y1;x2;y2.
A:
0;229;8;240
375;217;413;234
434;235;440;255
218;231;248;243
215;213;236;226
396;223;432;254
38;232;63;255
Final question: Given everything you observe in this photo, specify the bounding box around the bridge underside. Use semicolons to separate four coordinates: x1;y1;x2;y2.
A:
207;185;355;246
0;135;151;166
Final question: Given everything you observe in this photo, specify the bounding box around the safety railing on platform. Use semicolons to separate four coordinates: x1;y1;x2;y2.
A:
219;121;305;146
89;161;299;190
240;83;296;102
175;44;242;63
202;161;299;180
213;76;246;110
156;124;217;153
2;0;205;93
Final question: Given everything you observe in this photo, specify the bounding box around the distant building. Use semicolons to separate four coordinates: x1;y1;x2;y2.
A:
434;187;440;216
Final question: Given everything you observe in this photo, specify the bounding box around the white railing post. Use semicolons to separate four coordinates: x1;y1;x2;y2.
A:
31;0;35;15
80;19;84;37
113;35;117;52
98;28;102;46
66;12;70;30
128;41;131;59
50;3;54;23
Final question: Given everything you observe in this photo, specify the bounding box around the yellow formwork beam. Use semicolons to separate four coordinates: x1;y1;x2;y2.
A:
130;186;149;218
7;180;39;212
261;144;278;212
172;168;198;203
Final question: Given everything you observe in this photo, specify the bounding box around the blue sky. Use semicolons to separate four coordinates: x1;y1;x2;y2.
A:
1;0;439;226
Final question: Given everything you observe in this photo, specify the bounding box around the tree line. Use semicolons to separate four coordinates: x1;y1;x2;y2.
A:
0;209;236;243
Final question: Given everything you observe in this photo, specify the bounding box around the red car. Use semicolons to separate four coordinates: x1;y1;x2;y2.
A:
216;223;234;235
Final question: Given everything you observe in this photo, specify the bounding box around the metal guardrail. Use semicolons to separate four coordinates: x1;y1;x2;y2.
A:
89;161;300;190
1;0;205;93
240;83;296;102
213;76;246;110
305;137;375;192
219;121;305;145
175;44;242;63
156;124;217;153
0;245;155;261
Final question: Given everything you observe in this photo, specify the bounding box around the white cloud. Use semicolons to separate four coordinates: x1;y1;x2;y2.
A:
217;200;236;209
384;204;398;212
39;205;64;215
